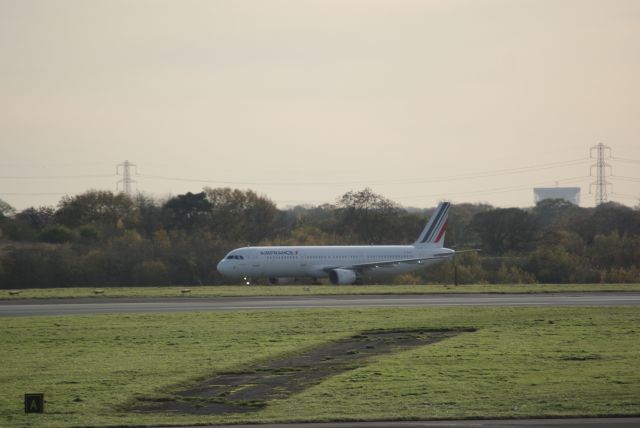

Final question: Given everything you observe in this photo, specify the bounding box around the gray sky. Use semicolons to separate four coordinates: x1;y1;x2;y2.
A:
1;0;639;211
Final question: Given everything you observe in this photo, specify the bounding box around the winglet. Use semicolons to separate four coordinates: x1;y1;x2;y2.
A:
414;202;450;247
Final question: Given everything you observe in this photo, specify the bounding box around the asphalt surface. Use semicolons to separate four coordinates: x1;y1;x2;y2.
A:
2;292;640;317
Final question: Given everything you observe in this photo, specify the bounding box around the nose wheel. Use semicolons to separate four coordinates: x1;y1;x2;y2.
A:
243;276;252;286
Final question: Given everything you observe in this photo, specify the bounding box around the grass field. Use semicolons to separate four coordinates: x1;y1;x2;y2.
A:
3;283;640;300
1;306;639;427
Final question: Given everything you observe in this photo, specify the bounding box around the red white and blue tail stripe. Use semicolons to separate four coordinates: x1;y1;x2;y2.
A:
414;202;450;247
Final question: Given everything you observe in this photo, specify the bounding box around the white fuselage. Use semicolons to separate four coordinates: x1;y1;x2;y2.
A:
217;201;454;284
217;244;453;280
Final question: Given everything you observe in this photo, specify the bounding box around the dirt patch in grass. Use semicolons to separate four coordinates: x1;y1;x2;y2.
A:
131;328;474;415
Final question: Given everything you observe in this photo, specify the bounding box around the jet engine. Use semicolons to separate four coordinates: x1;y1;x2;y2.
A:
329;268;357;285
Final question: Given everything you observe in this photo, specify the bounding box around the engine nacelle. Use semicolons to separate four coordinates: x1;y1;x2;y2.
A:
329;268;357;285
268;277;295;285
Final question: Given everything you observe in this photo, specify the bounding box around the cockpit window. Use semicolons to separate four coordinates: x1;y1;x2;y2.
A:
226;255;244;260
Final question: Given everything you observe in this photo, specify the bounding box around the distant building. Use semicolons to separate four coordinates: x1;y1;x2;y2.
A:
534;187;581;205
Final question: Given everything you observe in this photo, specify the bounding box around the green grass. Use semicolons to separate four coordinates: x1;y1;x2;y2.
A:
3;283;640;300
1;306;639;427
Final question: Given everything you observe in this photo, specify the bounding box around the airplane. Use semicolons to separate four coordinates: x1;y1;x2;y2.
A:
217;201;454;285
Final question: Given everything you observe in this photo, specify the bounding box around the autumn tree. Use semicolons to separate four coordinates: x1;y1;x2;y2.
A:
205;187;280;244
55;190;138;232
0;198;15;218
162;192;212;231
470;208;536;254
335;188;403;244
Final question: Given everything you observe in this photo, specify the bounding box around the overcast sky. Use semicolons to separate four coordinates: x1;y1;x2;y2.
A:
1;0;639;211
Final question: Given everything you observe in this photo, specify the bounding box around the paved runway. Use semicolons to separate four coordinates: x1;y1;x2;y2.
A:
2;292;640;316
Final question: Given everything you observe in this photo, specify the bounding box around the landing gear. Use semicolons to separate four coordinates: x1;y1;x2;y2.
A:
243;276;252;286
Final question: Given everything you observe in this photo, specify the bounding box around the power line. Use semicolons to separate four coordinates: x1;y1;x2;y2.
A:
0;158;591;186
614;175;640;183
610;193;640;201
398;158;590;184
611;156;640;164
0;192;68;196
137;158;591;187
1;153;636;207
0;174;114;180
395;176;593;201
0;162;113;168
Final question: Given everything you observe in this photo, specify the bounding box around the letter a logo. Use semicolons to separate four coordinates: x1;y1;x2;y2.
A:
25;393;44;414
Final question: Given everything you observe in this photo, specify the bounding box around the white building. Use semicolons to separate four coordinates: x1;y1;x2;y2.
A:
533;187;581;205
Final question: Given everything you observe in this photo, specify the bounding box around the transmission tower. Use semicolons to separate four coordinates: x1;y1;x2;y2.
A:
116;160;138;196
589;143;612;206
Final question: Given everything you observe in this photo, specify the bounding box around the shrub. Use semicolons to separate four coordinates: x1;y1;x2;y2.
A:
494;263;536;284
601;266;640;283
40;225;75;243
78;225;100;242
131;260;170;286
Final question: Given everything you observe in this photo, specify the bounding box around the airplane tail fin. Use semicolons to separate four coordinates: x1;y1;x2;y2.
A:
414;202;450;247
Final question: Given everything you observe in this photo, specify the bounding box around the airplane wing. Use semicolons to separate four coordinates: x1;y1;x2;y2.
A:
352;252;454;270
322;252;455;273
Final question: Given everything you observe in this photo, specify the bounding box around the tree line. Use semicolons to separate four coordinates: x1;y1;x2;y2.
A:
0;188;639;288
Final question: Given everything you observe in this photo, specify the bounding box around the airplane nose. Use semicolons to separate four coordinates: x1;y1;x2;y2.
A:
217;259;229;275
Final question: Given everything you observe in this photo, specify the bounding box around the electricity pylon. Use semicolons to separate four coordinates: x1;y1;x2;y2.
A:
117;160;137;195
589;143;612;206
